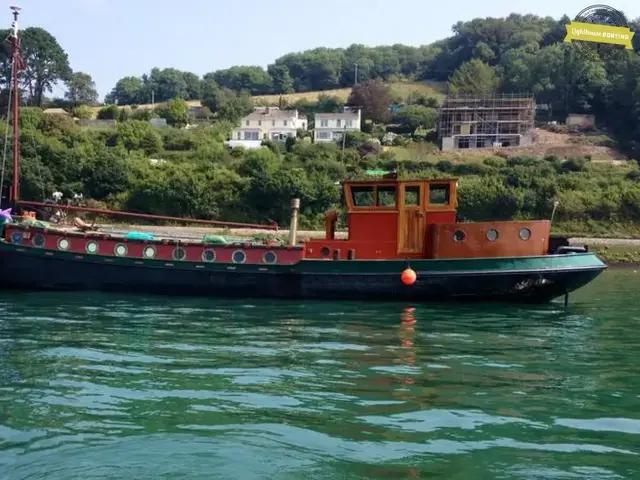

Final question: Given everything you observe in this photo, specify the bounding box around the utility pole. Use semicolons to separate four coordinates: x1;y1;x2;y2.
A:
151;90;155;108
354;63;358;85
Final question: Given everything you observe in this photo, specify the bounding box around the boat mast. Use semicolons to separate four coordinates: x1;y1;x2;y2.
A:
9;5;21;208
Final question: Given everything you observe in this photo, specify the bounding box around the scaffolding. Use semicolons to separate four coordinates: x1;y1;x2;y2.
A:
437;93;535;150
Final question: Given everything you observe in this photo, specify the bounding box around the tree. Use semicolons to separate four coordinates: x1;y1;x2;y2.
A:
115;120;162;154
267;64;294;94
72;105;93;120
448;59;499;96
391;105;437;132
210;66;272;95
201;82;253;124
65;72;99;106
82;149;131;199
316;94;344;113
105;76;147;105
143;67;189;102
183;71;202;100
16;27;71;106
200;74;221;110
97;104;120;120
347;79;392;123
406;91;439;108
156;97;189;127
216;89;254;123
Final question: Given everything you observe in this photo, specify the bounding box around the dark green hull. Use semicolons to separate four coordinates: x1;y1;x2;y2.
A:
0;240;606;303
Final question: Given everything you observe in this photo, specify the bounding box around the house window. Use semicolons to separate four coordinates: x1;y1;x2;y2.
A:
317;131;331;139
336;119;341;127
429;184;450;205
244;131;259;140
320;119;328;127
272;120;275;126
236;132;241;139
346;120;353;127
302;122;306;129
283;120;287;126
245;120;249;126
258;120;262;126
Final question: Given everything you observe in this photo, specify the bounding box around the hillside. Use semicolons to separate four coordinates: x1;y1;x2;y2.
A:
388;128;629;163
252;80;446;105
86;80;446;119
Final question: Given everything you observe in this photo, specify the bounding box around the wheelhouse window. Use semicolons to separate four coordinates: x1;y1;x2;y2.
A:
351;186;375;207
429;184;450;205
404;185;421;206
376;186;396;207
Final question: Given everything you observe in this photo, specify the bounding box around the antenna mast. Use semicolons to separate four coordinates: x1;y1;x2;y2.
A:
9;5;21;206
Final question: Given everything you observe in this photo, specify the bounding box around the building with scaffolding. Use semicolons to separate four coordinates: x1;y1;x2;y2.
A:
437;93;535;150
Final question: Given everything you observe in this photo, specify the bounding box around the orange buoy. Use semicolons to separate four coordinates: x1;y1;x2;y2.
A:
401;268;417;285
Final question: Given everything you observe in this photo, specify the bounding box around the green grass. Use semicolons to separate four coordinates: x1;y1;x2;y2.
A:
252;80;447;105
589;245;640;265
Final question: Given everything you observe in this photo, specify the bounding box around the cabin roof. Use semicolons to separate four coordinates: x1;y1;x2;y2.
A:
343;177;459;187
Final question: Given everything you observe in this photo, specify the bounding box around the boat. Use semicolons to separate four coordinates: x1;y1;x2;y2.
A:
0;7;606;303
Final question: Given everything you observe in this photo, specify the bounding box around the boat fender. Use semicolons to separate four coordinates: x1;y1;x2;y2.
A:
401;268;417;285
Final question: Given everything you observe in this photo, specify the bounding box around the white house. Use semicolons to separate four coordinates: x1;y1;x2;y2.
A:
314;107;361;143
227;107;307;149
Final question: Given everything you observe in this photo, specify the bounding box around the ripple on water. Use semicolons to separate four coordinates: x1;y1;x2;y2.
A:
1;270;640;478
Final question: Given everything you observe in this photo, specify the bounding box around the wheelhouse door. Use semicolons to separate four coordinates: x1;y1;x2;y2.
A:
397;183;425;255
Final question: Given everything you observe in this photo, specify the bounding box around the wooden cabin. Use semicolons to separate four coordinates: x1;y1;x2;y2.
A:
304;174;551;260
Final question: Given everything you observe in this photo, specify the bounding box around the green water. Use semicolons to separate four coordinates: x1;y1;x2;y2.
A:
1;269;639;479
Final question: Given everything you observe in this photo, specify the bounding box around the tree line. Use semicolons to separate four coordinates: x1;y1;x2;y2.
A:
2;11;640;232
3;13;640;145
4;108;640;231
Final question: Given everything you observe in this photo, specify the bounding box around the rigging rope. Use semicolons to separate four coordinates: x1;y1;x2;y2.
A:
0;71;14;204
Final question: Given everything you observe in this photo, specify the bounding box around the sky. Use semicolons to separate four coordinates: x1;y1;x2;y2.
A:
8;0;640;101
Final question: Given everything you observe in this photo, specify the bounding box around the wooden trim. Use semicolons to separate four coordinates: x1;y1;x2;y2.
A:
426;180;457;210
397;182;426;255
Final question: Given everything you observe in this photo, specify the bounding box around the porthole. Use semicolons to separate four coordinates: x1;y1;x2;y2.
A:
263;251;278;264
486;229;499;242
202;249;216;262
32;234;45;248
57;238;70;250
85;241;99;254
114;243;127;256
173;247;186;261
453;230;465;242
232;249;246;264
519;228;531;241
320;246;331;257
143;246;156;259
11;231;23;244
